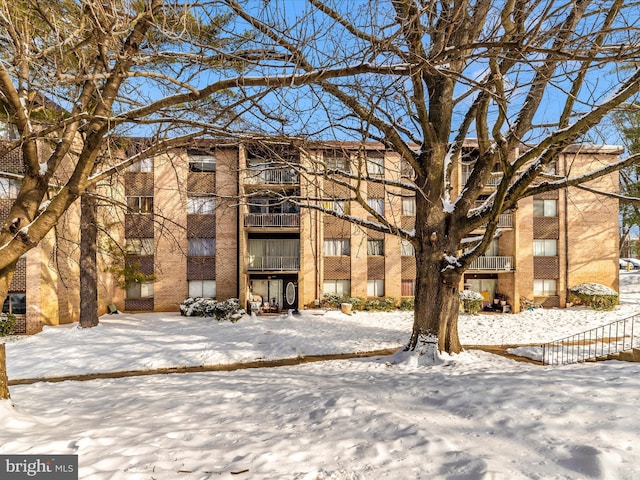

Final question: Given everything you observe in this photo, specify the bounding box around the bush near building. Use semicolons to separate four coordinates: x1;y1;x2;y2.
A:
179;298;245;322
569;283;619;311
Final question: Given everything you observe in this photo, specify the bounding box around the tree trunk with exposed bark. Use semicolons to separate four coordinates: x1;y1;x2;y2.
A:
79;190;99;328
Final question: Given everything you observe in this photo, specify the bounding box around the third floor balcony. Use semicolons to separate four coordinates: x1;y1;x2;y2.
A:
244;167;299;186
244;213;300;228
468;255;514;272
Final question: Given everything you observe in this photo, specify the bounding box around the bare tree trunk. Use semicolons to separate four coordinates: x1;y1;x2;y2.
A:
408;249;463;354
0;343;9;400
79;190;99;328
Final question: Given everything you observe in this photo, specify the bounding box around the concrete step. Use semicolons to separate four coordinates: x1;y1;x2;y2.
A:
601;348;640;362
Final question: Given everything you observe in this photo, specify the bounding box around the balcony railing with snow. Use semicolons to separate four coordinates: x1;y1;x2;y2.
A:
248;256;300;271
468;256;514;271
245;168;299;185
462;171;503;186
244;213;300;228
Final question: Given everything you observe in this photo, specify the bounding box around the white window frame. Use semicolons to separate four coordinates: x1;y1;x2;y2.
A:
325;155;350;172
126;281;154;299
401;239;415;256
366;197;384;216
127;157;153;172
402;197;416;216
367;279;384;297
188;238;216;256
367;238;384;256
324;238;350;256
323;280;351;296
533;239;558;257
188;280;216;298
534;279;557;296
0;178;20;198
187;196;216;215
366;155;384;176
189;154;217;172
127;196;153;214
125;238;154;256
533;199;558;217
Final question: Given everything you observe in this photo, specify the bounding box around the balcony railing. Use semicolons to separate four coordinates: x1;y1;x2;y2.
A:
462;171;503;186
244;213;300;228
469;256;514;271
497;213;513;227
245;168;299;185
248;256;300;271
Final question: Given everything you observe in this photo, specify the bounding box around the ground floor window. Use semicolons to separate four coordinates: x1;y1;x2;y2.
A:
534;279;557;296
2;293;26;315
401;279;415;296
323;280;350;296
367;279;384;297
126;282;154;299
189;280;216;298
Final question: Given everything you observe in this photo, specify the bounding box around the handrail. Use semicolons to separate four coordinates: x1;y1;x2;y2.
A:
541;314;638;365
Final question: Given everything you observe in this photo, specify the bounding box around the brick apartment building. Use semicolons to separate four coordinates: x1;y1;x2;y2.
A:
1;138;622;333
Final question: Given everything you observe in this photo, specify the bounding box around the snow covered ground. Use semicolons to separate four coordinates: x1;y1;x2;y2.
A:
2;273;640;479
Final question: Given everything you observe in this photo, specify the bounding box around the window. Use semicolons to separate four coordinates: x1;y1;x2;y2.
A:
187;196;216;215
126;282;154;299
127;196;153;214
323;280;350;296
188;238;216;256
402;197;416;216
366;155;384;176
0;178;20;198
367;279;384;297
542;160;557;175
366;197;384;215
324;238;350;256
189;154;216;172
533;199;557;217
401;159;415;179
534;279;557;296
323;200;349;215
534;239;558;256
326;156;350;172
125;238;154;256
188;280;216;298
401;279;415;296
401;239;415;256
367;238;384;256
2;293;26;315
127;157;153;172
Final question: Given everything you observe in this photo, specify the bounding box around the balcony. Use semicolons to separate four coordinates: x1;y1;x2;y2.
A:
244;213;300;228
468;256;514;271
462;171;503;186
248;256;300;271
245;168;299;185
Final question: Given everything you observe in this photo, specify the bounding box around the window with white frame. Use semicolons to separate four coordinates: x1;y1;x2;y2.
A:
125;238;154;256
533;199;557;217
323;280;350;296
188;238;216;256
187;196;216;215
324;238;350;256
402;197;416;215
126;281;154;299
366;154;384;176
323;200;349;215
188;280;216;298
127;196;153;214
127;157;153;172
533;239;557;256
534;279;557;296
0;178;20;198
325;155;350;172
367;238;384;256
401;239;415;256
367;279;384;297
366;197;384;215
189;154;217;172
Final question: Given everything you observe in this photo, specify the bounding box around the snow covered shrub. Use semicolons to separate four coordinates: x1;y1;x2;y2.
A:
569;283;618;311
179;298;245;322
322;293;346;309
364;297;397;312
346;297;365;311
460;290;484;314
0;313;15;336
399;297;414;311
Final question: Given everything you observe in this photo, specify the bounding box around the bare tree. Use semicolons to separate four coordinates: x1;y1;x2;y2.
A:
226;0;640;354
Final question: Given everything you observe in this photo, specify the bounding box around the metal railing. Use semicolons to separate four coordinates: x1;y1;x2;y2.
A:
468;255;514;271
248;256;300;271
462;171;503;186
541;314;639;365
244;213;300;228
245;168;299;185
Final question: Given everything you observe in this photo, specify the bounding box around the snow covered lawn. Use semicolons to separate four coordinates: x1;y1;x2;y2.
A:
2;273;640;479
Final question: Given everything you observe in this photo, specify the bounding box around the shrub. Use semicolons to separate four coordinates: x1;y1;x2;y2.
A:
346;297;365;311
364;296;397;312
321;293;346;309
399;297;414;311
459;290;484;314
179;298;245;322
0;313;16;336
569;283;618;311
